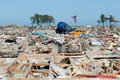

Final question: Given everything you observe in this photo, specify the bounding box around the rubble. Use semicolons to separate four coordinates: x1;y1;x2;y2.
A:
0;25;120;80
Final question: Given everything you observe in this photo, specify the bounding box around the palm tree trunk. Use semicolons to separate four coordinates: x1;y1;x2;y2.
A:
109;22;111;27
105;21;108;27
102;22;104;27
114;22;116;27
99;23;100;26
32;23;34;27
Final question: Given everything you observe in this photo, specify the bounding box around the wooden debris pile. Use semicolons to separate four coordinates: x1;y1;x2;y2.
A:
0;54;119;80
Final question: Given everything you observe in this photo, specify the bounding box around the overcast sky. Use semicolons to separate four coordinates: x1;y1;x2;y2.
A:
0;0;120;26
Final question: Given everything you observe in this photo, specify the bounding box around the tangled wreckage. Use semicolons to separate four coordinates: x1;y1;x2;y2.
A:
0;24;120;80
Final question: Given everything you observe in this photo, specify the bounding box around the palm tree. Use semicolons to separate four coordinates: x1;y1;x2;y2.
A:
48;16;55;26
45;15;50;26
100;14;107;27
51;16;55;26
34;14;40;27
30;14;55;27
105;17;109;27
97;20;101;26
38;15;43;27
113;20;119;26
108;15;114;26
42;15;55;26
30;17;35;27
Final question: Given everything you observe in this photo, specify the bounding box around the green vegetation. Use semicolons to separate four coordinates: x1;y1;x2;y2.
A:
97;14;119;27
100;14;107;27
30;14;55;27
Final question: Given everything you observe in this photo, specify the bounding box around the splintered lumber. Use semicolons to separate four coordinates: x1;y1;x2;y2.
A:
13;69;24;73
75;74;116;78
6;60;17;71
24;63;49;66
56;63;69;67
17;54;51;60
52;55;84;58
31;69;49;74
8;78;21;80
16;63;24;70
93;56;120;59
23;62;35;78
69;58;82;75
0;63;8;66
8;78;39;80
61;53;81;56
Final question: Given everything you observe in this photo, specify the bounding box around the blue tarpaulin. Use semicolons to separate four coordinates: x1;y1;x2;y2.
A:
56;22;74;34
32;32;48;40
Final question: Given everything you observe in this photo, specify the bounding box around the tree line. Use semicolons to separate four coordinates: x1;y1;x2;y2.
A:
97;14;119;27
30;14;55;27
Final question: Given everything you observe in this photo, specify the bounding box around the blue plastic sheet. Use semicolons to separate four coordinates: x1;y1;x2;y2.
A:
32;31;39;35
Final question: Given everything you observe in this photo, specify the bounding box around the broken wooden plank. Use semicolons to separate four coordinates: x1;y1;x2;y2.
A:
24;63;49;67
13;69;24;73
8;78;39;80
52;55;84;58
61;53;82;56
93;56;120;59
31;69;49;74
6;60;17;71
55;63;69;67
23;62;35;78
16;63;24;70
75;74;116;78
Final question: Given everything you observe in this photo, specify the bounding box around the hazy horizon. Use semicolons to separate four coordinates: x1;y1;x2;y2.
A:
0;0;120;26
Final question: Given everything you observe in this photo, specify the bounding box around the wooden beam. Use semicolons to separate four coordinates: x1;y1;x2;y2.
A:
13;69;24;73
52;55;84;58
16;63;24;70
75;74;116;78
0;63;8;66
6;60;17;71
17;54;51;60
55;63;69;67
61;53;82;56
31;69;49;74
24;63;49;66
23;62;35;78
93;56;120;59
8;78;39;80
